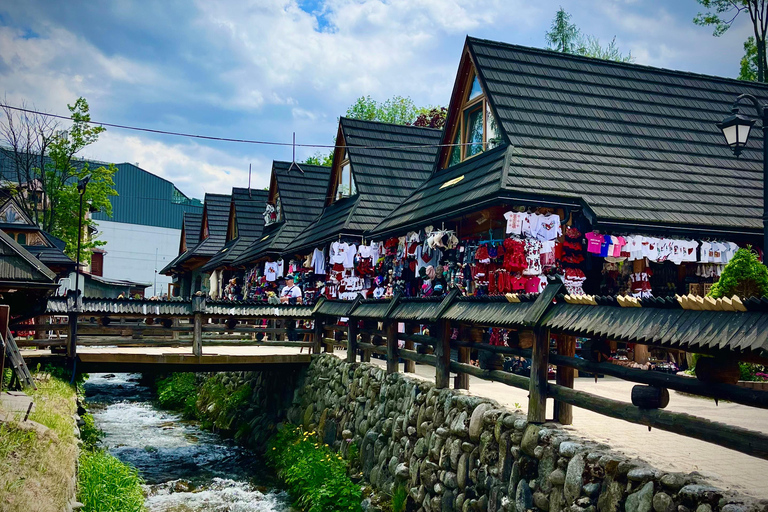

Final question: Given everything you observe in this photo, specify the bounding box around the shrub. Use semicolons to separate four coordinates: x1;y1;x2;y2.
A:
79;412;103;449
267;425;361;512
391;485;408;512
78;449;145;512
195;377;251;430
156;373;198;417
708;247;768;299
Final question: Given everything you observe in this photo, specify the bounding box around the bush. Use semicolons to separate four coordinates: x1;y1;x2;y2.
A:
156;373;198;417
78;449;145;512
267;425;361;512
708;247;768;299
195;377;251;430
79;412;103;449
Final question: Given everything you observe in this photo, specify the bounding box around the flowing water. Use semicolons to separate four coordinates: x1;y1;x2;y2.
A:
84;373;294;512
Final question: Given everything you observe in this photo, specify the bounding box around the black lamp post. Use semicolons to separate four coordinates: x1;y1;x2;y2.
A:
718;94;768;259
73;175;91;308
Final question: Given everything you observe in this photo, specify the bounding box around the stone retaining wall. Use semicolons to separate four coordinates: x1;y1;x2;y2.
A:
284;355;766;512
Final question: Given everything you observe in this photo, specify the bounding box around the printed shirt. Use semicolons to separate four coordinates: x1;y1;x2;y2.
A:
264;261;278;282
503;211;525;235
585;232;603;254
534;214;562;242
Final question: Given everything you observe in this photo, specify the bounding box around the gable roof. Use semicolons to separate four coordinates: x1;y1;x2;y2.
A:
0;229;57;286
233;161;331;265
201;188;269;272
374;37;768;238
284;118;442;254
468;36;768;235
188;193;231;258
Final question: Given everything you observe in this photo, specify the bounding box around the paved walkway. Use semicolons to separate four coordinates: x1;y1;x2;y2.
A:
334;349;768;499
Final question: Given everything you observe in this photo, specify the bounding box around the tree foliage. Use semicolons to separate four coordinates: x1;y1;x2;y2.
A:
739;36;761;80
707;247;768;298
1;98;118;264
304;96;446;166
545;8;634;63
694;0;768;82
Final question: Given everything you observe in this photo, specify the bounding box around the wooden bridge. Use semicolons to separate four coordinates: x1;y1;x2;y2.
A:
7;284;768;462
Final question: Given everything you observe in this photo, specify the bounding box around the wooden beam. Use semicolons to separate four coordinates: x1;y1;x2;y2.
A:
192;313;202;356
554;335;575;425
357;342;387;356
547;382;768;461
386;322;398;374
399;349;437;366
313;318;324;354
347;320;359;363
403;324;416;373
528;327;550;424
435;319;451;389
549;353;768;410
449;360;529;391
455;326;470;390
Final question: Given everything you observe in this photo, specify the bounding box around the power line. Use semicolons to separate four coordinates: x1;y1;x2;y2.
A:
0;103;471;150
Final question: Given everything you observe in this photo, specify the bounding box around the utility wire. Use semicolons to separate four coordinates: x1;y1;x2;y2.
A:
0;103;473;150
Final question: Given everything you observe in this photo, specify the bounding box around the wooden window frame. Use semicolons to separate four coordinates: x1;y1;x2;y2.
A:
443;66;496;168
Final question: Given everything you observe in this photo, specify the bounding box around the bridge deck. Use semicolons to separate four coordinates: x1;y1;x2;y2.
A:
21;346;312;372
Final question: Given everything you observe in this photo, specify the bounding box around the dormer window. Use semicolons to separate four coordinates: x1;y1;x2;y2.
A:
336;150;357;200
444;69;501;168
264;193;282;226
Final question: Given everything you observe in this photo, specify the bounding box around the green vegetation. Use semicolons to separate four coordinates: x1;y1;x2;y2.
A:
545;7;634;62
78;450;145;512
156;372;199;417
389;485;408;512
707;247;768;299
267;425;361;512
0;371;78;512
196;376;252;430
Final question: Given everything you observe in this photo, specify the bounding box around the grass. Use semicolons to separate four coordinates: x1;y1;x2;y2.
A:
77;450;145;512
0;372;78;512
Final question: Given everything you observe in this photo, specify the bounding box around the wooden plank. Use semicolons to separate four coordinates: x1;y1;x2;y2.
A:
449;360;529;390
403;324;416;373
435;319;451;389
314;318;324;354
192;313;203;357
386;322;398;374
528;327;550;424
455;326;470;390
554;335;575;425
76;352;311;365
399;349;437;366
357;342;387;356
547;382;768;461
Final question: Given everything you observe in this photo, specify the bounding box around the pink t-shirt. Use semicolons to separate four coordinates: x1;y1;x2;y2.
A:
612;236;626;257
585;232;603;254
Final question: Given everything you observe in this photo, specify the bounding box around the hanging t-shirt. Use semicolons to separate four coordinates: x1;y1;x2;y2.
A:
276;258;285;278
312;248;326;275
522;214;541;238
699;241;711;263
330;242;347;264
681;240;699;263
535;214;562;241
598;236;611;257
264;261;278;282
344;244;357;269
504;211;525;235
522;239;543;276
585;232;603;254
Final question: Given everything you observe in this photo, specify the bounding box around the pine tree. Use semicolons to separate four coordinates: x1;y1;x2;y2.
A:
708;247;768;298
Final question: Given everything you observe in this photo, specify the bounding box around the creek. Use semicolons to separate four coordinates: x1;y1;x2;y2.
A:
84;373;294;512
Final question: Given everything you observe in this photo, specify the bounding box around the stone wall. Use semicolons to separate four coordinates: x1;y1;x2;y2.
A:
284;355;765;512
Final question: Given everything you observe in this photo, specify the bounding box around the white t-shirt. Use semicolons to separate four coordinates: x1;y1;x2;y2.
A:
699;241;712;263
280;285;302;299
504;211;525;235
265;262;278;282
330;242;347;264
312;248;326;275
276;258;285;278
522;213;540;238
344;244;357;268
534;214;562;241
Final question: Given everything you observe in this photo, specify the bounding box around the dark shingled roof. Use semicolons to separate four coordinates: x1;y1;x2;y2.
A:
284;118;442;254
233;161;331;265
184;212;203;252
0;229;57;285
201;188;269;272
373;37;768;238
188;193;231;258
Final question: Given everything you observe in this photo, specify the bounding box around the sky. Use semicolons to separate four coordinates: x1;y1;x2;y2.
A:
0;0;757;201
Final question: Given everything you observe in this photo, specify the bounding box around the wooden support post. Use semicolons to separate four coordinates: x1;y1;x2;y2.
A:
191;294;205;357
435;319;451;389
347;320;359;363
455;325;470;390
313;318;324;354
171;317;180;341
361;321;372;362
554;335;575;425
527;327;550;424
386;322;398;374
67;313;78;359
0;305;8;392
404;323;415;373
634;343;650;364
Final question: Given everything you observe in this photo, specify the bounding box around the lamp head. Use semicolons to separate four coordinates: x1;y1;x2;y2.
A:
717;106;756;157
77;175;91;193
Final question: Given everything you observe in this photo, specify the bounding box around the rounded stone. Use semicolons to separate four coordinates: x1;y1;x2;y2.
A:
653;492;675;512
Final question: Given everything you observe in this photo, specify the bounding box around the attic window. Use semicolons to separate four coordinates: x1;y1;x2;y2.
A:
444;69;501;167
335;149;357;201
264;193;282;225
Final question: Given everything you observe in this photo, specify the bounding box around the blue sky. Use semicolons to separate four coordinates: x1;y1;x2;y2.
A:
0;0;756;200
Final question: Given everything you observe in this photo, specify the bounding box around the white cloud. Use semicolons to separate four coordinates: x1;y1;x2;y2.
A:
80;132;271;199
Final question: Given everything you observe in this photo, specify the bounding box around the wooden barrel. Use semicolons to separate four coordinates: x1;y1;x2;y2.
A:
518;330;534;349
631;385;670;409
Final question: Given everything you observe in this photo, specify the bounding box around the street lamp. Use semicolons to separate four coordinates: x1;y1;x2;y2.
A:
718;94;768;259
73;175;91;307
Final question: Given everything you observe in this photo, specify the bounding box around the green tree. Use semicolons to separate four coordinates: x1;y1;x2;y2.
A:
694;0;768;82
546;7;581;54
708;247;768;298
304;151;334;167
545;8;634;62
739;36;760;80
